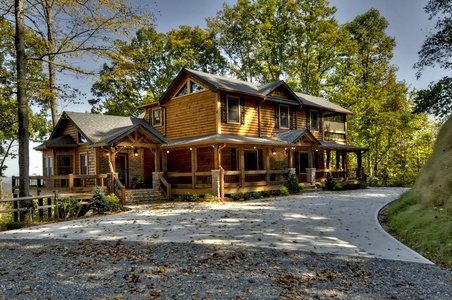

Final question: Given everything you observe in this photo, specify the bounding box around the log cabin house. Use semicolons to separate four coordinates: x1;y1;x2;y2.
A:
27;68;368;203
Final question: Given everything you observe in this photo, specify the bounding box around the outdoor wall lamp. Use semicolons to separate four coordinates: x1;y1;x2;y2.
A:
272;148;276;156
134;148;138;157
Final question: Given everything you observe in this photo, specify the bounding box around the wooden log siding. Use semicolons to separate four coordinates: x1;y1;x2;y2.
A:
259;101;278;138
165;90;217;140
221;95;261;136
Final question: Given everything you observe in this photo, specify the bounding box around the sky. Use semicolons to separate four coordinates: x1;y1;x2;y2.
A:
3;0;445;180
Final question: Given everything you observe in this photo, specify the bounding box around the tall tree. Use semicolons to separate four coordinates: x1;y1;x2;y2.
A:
2;0;154;126
414;0;452;121
15;0;29;199
90;25;226;115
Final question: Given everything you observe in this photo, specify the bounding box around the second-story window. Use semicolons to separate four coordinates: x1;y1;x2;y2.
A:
279;105;289;128
152;108;163;126
310;110;319;131
80;153;88;175
227;96;240;123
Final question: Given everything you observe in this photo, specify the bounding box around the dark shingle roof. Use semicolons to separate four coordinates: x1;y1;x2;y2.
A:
296;92;353;115
57;112;168;146
274;129;320;144
34;134;78;150
319;141;369;151
164;134;291;148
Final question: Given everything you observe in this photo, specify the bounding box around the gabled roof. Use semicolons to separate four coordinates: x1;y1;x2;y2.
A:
52;111;168;147
296;92;354;115
34;134;78;151
319;141;369;152
274;129;320;145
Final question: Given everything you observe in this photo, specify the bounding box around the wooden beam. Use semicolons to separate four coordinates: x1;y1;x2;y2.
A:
191;147;196;189
239;146;245;188
265;148;270;185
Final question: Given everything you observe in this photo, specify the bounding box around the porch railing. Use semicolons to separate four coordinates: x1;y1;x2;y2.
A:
112;173;126;205
12;174;109;196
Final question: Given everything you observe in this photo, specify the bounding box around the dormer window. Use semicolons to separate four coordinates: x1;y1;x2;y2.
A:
78;132;87;143
175;80;205;97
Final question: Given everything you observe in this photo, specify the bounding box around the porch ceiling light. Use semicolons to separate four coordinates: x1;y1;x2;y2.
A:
134;148;138;157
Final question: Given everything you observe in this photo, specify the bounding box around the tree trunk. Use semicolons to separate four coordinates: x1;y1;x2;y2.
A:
15;0;31;218
45;1;59;127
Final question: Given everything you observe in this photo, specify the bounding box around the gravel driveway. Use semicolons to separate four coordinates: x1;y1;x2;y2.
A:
0;187;450;299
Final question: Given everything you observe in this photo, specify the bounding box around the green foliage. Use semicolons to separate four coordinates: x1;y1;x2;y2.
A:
414;77;452;122
174;193;199;202
106;193;120;211
285;174;302;194
252;192;261;199
242;192;252;200
278;186;289;196
90;186;110;214
324;173;335;191
388;191;452;268
202;193;217;202
5;221;25;230
230;192;242;201
261;190;272;198
57;197;81;219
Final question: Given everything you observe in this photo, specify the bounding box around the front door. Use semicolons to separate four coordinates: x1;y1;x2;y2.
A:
57;155;73;187
115;153;128;187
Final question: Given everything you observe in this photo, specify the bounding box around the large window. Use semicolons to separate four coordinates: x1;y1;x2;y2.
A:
57;155;72;175
227;96;240;123
279;105;289;128
151;108;162;126
176;80;205;97
80;153;88;175
43;156;53;176
310;110;319;131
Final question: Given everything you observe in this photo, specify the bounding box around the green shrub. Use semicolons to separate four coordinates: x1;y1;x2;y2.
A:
230;192;242;201
57;197;81;218
252;192;261;199
271;189;281;196
285;174;302;194
203;193;217;202
298;183;305;190
90;186;110;214
279;186;290;196
174;193;199;202
261;190;271;197
242;192;252;200
333;183;344;191
315;182;322;188
5;221;25;230
324;173;335;191
106;193;120;211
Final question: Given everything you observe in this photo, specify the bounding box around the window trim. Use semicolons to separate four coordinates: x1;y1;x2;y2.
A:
43;156;53;176
279;105;290;129
151;108;163;126
227;96;240;124
310;110;320;132
80;153;88;175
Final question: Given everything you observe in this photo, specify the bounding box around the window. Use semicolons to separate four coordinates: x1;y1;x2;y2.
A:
80;153;88;175
78;132;87;143
43;156;53;176
227;96;240;123
190;81;204;93
151;108;162;126
57;155;72;175
310;110;319;131
279;105;289;128
176;80;205;97
176;82;188;97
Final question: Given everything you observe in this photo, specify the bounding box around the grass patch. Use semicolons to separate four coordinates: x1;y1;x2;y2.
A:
387;191;452;268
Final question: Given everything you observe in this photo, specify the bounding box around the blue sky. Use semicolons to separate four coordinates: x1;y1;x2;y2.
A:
4;0;445;179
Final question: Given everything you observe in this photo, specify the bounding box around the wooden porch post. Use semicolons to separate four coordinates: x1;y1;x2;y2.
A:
265;147;270;185
308;147;313;168
191;147;196;189
214;145;219;169
239;146;245;188
342;152;347;180
162;150;168;173
288;148;294;168
154;148;160;172
336;151;341;171
326;150;331;170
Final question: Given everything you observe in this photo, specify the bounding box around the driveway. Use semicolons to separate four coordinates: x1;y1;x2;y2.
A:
0;187;432;264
